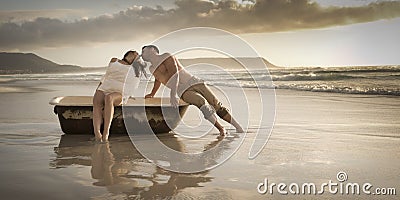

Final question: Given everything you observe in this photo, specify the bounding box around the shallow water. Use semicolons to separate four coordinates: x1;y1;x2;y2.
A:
0;80;399;199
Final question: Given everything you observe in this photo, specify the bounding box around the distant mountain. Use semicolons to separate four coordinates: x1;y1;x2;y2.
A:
0;52;83;74
0;52;278;74
179;57;279;69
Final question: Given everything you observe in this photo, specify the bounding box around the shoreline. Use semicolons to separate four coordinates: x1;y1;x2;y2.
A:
1;78;400;97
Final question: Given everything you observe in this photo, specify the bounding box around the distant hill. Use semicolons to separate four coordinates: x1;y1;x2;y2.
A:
179;57;279;69
0;52;278;74
0;52;83;74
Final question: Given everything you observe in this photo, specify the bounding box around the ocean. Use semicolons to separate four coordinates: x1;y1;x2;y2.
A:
1;65;399;96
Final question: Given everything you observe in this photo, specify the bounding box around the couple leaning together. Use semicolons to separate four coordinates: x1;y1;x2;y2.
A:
93;45;244;142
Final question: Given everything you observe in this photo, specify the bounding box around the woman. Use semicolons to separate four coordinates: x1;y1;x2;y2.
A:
93;50;146;142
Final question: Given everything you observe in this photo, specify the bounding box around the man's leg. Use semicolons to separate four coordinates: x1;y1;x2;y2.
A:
195;83;244;133
181;90;228;136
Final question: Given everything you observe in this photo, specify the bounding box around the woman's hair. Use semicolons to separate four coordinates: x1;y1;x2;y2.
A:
122;50;136;63
121;50;147;78
132;58;148;78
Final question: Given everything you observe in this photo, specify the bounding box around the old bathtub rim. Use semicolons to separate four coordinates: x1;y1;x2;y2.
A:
49;96;189;107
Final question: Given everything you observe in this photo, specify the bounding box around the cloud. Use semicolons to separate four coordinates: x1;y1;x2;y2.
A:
0;9;88;23
1;0;400;50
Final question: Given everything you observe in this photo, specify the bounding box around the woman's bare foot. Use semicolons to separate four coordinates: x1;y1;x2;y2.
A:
94;132;103;142
102;131;109;142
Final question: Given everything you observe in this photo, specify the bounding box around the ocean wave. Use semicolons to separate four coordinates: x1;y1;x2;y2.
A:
271;73;356;81
274;84;400;96
0;73;103;81
270;65;400;74
1;65;399;96
209;81;400;96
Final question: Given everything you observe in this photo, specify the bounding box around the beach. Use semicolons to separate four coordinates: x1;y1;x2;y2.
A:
0;78;399;199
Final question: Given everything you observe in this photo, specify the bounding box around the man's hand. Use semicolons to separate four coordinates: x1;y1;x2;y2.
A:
170;97;179;108
145;93;154;98
145;80;161;99
170;89;179;108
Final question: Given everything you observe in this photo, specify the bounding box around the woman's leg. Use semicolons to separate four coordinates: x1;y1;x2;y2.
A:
93;90;105;141
102;92;122;142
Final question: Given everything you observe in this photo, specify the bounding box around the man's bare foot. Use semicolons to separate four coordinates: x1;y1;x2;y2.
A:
235;127;244;133
219;128;228;136
217;135;225;140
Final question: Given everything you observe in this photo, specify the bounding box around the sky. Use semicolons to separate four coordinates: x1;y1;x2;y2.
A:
0;0;399;67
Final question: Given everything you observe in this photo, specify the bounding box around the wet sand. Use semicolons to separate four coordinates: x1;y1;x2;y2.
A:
0;79;399;199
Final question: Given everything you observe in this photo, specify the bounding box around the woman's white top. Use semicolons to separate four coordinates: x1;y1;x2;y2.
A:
98;60;140;104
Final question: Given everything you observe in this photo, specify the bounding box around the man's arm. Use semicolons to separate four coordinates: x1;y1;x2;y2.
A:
145;79;161;98
165;55;179;107
96;82;102;90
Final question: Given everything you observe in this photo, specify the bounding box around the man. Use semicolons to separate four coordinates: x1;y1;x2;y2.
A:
141;45;244;136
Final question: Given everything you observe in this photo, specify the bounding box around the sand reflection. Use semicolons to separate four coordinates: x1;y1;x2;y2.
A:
51;133;240;198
